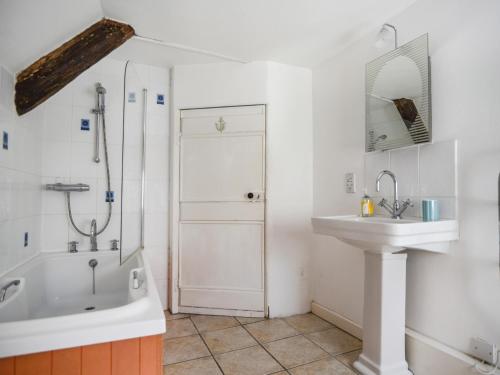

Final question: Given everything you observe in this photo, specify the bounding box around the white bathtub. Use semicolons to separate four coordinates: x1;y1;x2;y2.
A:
0;250;165;358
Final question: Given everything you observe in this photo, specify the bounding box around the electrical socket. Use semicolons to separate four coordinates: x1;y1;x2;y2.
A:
345;173;356;194
471;337;497;364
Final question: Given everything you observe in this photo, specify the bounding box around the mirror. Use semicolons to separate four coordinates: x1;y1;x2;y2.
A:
120;61;147;264
366;33;431;152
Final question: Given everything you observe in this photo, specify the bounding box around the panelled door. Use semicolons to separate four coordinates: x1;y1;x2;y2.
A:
178;105;266;315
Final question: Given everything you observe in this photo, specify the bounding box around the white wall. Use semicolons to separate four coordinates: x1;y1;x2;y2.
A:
0;66;42;275
266;63;313;316
312;0;500;355
171;61;313;317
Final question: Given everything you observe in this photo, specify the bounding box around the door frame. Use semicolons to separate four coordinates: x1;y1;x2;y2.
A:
169;104;268;316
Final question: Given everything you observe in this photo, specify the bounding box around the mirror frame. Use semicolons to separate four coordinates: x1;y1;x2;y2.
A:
365;33;431;152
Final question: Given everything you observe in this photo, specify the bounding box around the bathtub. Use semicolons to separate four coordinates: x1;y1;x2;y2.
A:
0;250;165;358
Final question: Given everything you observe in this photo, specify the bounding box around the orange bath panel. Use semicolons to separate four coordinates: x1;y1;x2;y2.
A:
0;335;163;375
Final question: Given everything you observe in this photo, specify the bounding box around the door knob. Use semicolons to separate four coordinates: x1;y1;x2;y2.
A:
247;192;254;199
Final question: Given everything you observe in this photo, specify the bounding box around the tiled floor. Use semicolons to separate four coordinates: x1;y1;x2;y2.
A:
163;310;362;375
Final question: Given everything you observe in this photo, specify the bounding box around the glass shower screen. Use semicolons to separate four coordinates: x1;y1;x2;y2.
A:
120;62;147;264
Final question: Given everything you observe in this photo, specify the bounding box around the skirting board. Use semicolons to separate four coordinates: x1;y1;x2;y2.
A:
311;302;497;375
311;302;363;339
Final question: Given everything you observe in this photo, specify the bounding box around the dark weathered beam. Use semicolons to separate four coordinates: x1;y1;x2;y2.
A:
15;18;135;115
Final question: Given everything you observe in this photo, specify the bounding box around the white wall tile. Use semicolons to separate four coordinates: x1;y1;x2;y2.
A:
144;213;168;248
70;142;98;179
41;214;68;252
66;214;96;250
364;151;390;196
122;145;142;180
71;106;94;144
420;196;456;220
143;246;167;281
146;143;168;181
102;109;123;146
419;140;457;197
0;167;14;222
96;178;121;215
96;213;121;251
145;179;168;214
389;147;419;196
32;58;170;290
43;104;72;143
42;140;71;178
122;179;142;214
41;177;69;215
67;177;97;215
98;143;122;180
0;121;14;169
0;68;43;274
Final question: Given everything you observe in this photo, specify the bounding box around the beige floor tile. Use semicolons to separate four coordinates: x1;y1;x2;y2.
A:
245;319;299;343
163;356;223;375
202;326;258;354
336;350;362;374
164;318;198;339
289;358;357;375
306;328;362;355
236;316;267;325
284;313;333;334
215;346;283;375
164;335;211;365
191;315;239;332
264;335;329;369
165;310;190;321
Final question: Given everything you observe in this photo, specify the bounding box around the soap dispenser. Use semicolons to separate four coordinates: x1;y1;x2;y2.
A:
361;189;374;217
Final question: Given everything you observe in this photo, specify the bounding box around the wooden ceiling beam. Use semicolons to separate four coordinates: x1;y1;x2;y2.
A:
15;18;135;115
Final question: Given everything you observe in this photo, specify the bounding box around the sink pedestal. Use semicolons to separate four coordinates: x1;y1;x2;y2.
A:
353;251;412;375
311;215;459;375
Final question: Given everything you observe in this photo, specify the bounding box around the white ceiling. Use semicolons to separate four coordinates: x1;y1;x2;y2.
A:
0;0;416;73
0;0;102;74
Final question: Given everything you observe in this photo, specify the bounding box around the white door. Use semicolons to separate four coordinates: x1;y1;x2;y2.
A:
178;105;265;315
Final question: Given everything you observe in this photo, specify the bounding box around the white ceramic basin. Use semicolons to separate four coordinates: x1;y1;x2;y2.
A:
312;215;459;253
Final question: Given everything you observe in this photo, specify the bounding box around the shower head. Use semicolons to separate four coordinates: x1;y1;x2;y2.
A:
95;83;106;94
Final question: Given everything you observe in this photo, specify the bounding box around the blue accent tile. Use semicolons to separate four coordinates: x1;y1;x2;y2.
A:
24;232;28;247
81;118;90;131
156;94;165;105
105;191;115;203
128;92;136;103
2;131;8;150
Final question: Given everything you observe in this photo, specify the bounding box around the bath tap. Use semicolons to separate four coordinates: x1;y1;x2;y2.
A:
90;219;98;251
375;170;412;219
0;279;20;302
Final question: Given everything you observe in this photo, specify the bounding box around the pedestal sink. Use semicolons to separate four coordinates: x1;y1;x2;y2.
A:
312;215;458;375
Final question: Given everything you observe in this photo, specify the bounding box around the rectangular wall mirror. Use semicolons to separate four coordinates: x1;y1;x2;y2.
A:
366;33;431;152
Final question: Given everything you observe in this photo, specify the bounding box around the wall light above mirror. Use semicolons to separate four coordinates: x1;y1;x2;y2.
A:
366;33;431;152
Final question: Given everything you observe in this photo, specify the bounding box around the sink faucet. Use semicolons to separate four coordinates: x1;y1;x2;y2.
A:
90;219;98;251
375;170;412;219
0;279;20;302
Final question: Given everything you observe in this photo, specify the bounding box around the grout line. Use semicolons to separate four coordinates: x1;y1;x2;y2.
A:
240;321;287;371
189;316;227;375
165;313;362;373
163;354;212;367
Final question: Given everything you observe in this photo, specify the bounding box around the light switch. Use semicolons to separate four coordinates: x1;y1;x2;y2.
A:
345;173;356;193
